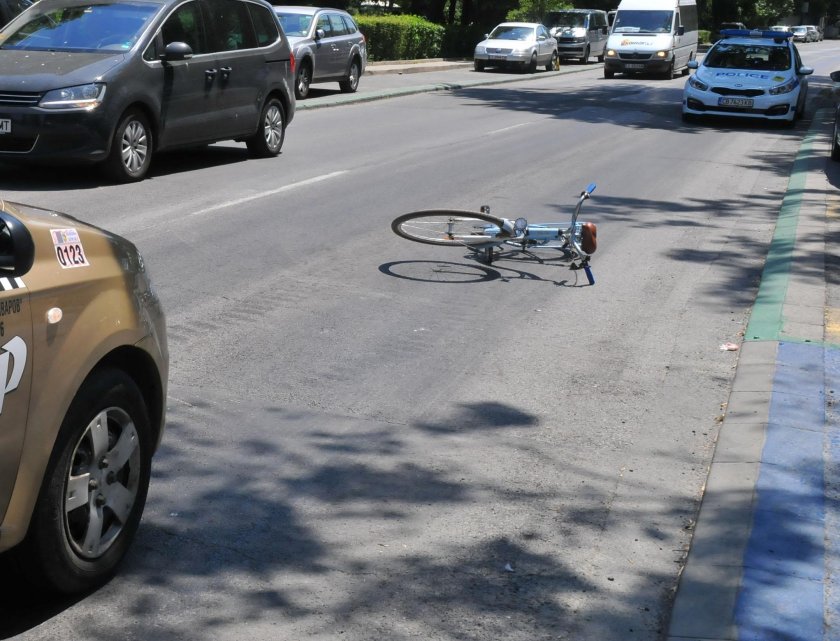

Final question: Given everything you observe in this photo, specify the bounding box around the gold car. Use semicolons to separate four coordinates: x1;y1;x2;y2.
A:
0;200;167;593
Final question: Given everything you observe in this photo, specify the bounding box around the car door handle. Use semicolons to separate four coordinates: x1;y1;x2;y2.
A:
220;66;232;80
205;68;217;81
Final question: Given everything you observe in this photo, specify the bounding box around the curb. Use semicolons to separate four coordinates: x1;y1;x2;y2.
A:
295;63;598;111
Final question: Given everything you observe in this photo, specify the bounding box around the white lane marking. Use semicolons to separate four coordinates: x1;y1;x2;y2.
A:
183;170;350;219
488;122;533;135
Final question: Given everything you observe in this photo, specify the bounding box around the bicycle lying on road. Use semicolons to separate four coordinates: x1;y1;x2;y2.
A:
391;183;599;285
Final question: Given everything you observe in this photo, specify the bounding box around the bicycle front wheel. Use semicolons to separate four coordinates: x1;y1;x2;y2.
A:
391;210;507;247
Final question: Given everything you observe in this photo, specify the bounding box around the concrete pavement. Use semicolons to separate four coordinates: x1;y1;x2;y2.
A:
297;58;840;639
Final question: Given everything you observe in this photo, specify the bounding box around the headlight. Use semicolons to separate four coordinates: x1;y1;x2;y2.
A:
475;46;485;54
605;49;617;57
769;77;798;95
655;50;668;58
39;83;106;110
688;74;708;91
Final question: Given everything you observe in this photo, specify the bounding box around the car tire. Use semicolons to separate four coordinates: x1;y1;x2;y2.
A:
474;59;485;72
832;121;840;161
295;61;312;100
14;368;152;594
246;97;286;158
546;50;558;71
604;68;614;79
580;46;589;64
339;59;361;93
527;53;537;73
103;109;152;183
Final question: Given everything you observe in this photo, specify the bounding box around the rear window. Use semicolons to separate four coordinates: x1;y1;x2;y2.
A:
248;2;279;47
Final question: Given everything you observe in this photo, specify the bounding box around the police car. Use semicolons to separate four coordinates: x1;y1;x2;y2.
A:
682;29;813;124
0;201;168;593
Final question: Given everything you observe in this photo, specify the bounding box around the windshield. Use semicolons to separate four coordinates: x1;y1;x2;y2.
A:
275;12;312;37
488;25;535;41
704;42;791;71
612;10;674;33
791;26;806;33
0;2;160;52
544;12;585;29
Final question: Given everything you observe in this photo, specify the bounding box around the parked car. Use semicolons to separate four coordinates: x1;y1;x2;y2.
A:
682;29;812;125
790;25;810;41
0;200;168;594
0;0;296;182
543;8;609;64
829;70;840;160
474;22;558;73
273;6;367;99
805;25;822;41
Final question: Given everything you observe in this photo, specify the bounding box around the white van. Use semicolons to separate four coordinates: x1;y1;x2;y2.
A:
604;0;698;79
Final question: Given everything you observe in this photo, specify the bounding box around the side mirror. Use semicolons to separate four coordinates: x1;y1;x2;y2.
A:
538;34;546;41
677;25;685;35
315;28;326;40
687;59;699;69
161;41;193;62
0;211;34;276
798;66;814;76
830;70;840;82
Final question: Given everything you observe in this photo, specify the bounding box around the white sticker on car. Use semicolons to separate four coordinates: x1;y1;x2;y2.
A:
51;228;90;269
0;335;25;414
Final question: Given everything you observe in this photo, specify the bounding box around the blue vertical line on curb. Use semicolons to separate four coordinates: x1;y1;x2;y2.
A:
735;342;826;641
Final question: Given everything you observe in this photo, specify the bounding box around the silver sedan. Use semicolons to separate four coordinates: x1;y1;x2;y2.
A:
474;22;559;73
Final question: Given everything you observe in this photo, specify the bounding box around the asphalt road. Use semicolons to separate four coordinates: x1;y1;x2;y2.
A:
2;40;839;641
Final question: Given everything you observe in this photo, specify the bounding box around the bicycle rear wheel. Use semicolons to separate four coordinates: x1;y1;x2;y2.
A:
391;210;507;247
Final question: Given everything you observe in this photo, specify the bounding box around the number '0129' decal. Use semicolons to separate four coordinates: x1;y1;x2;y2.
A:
50;228;90;269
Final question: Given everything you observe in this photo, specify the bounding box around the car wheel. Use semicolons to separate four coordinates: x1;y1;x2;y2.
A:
604;68;614;79
580;46;589;64
832;119;840;161
663;61;674;79
103;109;152;183
15;369;152;594
295;61;312;99
527;53;537;73
339;59;360;93
246;97;286;158
597;50;605;63
546;50;558;71
474;59;485;72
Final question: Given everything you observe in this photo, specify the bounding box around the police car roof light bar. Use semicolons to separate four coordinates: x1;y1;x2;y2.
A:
720;28;793;40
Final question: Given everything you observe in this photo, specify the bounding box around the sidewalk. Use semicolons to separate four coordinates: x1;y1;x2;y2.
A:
666;109;838;640
365;58;473;75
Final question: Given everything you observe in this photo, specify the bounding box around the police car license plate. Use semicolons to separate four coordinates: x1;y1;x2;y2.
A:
490;54;506;60
625;63;644;69
719;97;754;108
0;119;9;134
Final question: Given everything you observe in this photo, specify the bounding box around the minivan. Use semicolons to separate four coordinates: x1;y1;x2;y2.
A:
0;0;296;182
604;0;699;78
543;8;609;63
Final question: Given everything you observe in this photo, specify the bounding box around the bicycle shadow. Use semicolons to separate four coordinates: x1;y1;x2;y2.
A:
378;258;594;287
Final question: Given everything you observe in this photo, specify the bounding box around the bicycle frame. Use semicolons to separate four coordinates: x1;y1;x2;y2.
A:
391;183;598;285
475;183;597;283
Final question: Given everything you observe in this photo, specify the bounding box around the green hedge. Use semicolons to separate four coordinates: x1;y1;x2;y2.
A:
699;29;711;44
356;15;445;61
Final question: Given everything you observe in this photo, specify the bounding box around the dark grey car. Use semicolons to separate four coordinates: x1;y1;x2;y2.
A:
273;5;366;99
0;0;296;182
